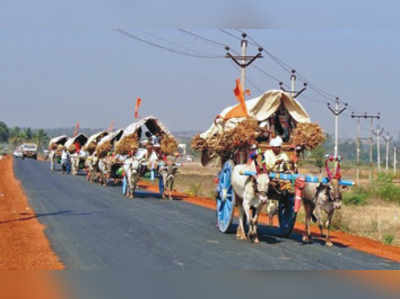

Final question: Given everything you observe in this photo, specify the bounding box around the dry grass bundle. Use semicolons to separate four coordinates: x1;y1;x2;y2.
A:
96;141;113;158
290;122;325;150
84;132;108;154
191;134;208;151
161;134;178;155
67;144;76;154
84;143;97;154
49;143;58;150
115;133;139;155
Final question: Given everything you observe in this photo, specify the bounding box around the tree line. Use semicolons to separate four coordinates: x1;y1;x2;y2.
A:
0;121;50;151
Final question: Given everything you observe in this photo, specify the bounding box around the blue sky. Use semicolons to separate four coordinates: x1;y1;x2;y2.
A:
1;1;399;139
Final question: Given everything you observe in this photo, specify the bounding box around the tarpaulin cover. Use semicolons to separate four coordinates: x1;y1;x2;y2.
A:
200;90;310;139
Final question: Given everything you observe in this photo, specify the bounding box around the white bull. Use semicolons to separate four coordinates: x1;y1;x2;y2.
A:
231;164;270;243
123;157;145;199
71;151;88;175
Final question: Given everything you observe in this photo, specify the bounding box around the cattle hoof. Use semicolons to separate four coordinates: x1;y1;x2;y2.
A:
325;241;333;247
302;235;312;244
254;238;260;244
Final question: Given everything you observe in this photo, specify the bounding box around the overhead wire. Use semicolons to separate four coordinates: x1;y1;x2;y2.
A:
114;28;224;59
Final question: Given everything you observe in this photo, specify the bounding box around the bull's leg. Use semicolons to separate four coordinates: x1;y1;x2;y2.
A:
314;206;324;238
168;179;174;200
236;199;247;240
325;211;334;247
252;205;264;244
302;202;313;243
243;201;253;242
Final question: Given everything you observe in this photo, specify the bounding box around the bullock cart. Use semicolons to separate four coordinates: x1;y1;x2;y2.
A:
48;135;69;170
192;90;327;236
116;116;178;198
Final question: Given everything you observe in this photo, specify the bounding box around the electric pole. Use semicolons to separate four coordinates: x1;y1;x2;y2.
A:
225;32;263;96
372;126;384;172
383;132;393;171
394;146;397;175
351;112;380;182
327;97;348;158
279;69;307;99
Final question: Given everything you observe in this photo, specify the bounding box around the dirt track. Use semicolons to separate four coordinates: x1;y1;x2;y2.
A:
0;155;63;270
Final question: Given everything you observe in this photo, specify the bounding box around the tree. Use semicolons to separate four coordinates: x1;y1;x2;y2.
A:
310;145;326;173
0;121;9;142
24;128;33;140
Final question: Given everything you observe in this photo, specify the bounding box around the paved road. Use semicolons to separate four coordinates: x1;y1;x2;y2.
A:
14;159;400;270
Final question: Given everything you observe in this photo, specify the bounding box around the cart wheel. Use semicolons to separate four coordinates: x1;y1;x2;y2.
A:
158;175;165;197
278;195;297;237
216;160;236;233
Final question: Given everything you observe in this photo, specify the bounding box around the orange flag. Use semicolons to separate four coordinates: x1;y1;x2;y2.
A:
73;122;80;137
134;98;142;119
108;120;115;132
224;79;249;120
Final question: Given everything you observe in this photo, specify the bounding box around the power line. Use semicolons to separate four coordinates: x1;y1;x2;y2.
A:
178;29;228;48
141;31;221;57
114;28;224;59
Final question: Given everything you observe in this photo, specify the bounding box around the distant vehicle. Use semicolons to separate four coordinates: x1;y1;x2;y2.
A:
20;143;38;160
184;155;193;162
13;146;23;159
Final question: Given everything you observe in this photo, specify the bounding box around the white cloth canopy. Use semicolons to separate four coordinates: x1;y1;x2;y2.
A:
64;133;88;148
84;131;108;148
97;129;124;147
200;90;311;139
49;135;69;146
121;115;175;140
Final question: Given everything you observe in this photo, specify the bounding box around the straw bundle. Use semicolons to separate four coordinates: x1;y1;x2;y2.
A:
115;132;139;155
191;118;260;156
191;134;208;151
67;144;76;154
290;122;325;150
96;141;113;158
49;143;58;150
160;134;178;155
84;132;108;154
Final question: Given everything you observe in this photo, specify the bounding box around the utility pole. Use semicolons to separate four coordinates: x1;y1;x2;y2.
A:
279;69;307;99
225;32;263;95
372;126;384;172
327;97;348;158
394;146;397;175
351;112;380;182
383;133;393;171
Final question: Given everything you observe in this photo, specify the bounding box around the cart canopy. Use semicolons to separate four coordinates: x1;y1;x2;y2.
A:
121;115;175;141
200;90;310;139
49;135;69;146
97;129;124;147
65;134;88;148
85;131;109;147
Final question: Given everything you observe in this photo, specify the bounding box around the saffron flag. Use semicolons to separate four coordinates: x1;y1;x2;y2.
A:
134;97;142;119
73;122;80;137
224;79;249;120
108;120;115;132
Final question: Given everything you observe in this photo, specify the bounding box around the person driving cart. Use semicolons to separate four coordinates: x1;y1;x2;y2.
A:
264;136;290;172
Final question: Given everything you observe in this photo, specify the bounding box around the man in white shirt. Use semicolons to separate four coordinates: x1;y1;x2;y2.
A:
263;136;290;172
61;149;71;174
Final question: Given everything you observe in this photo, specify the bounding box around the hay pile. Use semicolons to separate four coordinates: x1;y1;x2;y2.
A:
160;134;178;155
67;144;76;154
49;143;58;150
115;132;139;155
96;141;113;158
84;132;108;154
192;118;260;156
290;122;325;150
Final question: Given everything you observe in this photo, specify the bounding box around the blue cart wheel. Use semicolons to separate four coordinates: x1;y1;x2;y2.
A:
122;176;127;195
158;175;165;197
278;195;297;237
216;160;236;233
